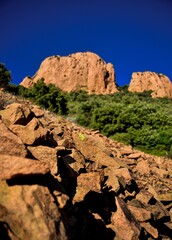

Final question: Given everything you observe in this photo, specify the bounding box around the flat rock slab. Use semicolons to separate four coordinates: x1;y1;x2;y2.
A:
27;145;58;175
127;205;151;222
0;154;50;180
158;192;172;202
73;172;101;202
136;190;154;204
127;152;142;159
0;120;27;157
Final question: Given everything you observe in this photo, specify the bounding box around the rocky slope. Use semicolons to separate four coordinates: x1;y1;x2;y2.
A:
0;90;172;240
128;71;172;98
20;52;118;95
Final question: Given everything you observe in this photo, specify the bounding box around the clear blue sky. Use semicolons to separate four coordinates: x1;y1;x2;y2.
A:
0;0;172;86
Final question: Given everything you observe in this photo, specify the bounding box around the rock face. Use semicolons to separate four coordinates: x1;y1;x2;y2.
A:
0;92;172;239
20;52;118;94
128;71;172;98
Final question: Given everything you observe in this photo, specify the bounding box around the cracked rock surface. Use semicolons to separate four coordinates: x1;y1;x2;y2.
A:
0;99;172;239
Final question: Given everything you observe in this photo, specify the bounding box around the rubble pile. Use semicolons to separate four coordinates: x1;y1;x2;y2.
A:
0;102;172;239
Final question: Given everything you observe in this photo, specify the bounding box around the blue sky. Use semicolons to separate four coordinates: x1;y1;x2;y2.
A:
0;0;172;86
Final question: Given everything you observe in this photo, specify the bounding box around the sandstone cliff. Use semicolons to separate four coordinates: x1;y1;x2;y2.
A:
128;71;172;98
0;90;172;240
20;52;118;94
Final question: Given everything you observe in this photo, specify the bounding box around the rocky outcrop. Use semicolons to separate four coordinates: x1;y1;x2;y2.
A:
0;99;172;239
20;52;118;94
128;71;172;98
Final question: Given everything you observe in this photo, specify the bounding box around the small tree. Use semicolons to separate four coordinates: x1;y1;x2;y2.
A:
0;63;12;88
26;79;68;115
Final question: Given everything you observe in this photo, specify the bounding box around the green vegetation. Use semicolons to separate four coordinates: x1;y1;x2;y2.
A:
5;74;172;157
23;79;68;115
66;90;172;157
0;63;12;88
7;79;68;115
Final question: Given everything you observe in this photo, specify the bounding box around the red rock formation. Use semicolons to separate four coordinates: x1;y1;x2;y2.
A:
128;71;172;98
20;52;118;94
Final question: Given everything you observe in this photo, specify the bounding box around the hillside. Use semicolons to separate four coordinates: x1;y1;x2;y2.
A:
66;89;172;157
0;90;172;240
6;80;172;157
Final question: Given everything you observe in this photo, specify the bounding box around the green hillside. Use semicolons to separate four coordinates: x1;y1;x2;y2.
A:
4;79;172;158
66;88;172;157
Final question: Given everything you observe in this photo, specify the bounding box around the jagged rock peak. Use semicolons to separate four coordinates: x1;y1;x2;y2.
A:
128;71;172;98
20;51;118;95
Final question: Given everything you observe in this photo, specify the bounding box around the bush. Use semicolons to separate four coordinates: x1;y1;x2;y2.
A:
24;79;68;115
6;84;19;95
0;96;5;110
66;90;172;157
0;63;12;88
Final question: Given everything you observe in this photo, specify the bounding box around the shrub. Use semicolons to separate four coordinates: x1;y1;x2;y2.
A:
24;79;68;115
0;96;5;110
0;63;12;88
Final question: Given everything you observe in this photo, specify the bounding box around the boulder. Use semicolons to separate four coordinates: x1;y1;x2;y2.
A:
10;118;55;146
20;52;118;95
31;105;44;117
0;181;68;240
0;103;34;127
134;159;151;175
0;120;27;157
73;172;101;203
